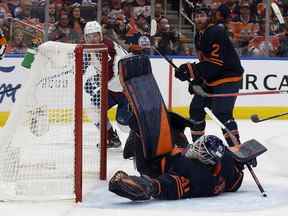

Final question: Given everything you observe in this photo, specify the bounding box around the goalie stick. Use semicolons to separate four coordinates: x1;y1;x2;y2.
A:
251;112;288;123
204;107;267;197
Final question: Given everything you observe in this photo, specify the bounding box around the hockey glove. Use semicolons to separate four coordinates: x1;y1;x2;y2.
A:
109;170;158;201
174;63;193;81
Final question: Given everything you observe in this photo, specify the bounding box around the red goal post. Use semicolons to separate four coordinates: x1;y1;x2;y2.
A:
74;44;109;202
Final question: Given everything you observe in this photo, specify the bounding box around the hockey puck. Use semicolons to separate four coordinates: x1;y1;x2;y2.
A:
250;114;259;123
263;193;267;197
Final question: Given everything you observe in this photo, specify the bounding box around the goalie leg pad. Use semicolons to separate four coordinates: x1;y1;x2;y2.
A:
109;171;157;201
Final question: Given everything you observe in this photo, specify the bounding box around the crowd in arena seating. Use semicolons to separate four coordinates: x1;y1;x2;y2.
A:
0;0;287;57
182;0;288;57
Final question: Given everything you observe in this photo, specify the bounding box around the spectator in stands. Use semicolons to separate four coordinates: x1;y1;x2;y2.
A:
236;28;254;56
113;14;129;40
48;2;57;24
153;17;181;55
14;0;32;20
133;0;150;20
108;0;124;26
122;0;133;19
6;0;19;17
233;2;256;24
248;19;280;56
6;29;27;54
54;0;64;21
48;11;80;43
126;13;150;54
225;0;241;21
215;4;230;27
154;2;164;23
69;3;86;42
0;2;12;18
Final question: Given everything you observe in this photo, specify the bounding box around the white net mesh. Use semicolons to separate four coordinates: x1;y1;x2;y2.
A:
0;41;107;201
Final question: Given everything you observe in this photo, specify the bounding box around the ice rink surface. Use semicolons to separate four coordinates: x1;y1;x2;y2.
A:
1;120;288;216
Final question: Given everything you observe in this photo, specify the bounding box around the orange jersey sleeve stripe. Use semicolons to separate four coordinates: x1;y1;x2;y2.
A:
206;76;242;87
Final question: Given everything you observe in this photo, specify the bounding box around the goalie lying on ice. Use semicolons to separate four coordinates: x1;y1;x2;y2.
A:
109;134;245;201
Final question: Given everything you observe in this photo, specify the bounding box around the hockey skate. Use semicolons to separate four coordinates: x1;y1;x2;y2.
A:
107;128;122;148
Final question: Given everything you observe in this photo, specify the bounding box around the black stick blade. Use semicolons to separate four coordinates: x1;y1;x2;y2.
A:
231;139;267;163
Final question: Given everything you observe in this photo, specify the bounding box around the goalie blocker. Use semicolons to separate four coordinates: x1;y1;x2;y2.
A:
109;55;267;201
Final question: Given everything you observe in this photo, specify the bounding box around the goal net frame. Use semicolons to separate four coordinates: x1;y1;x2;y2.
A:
0;42;109;203
74;43;108;202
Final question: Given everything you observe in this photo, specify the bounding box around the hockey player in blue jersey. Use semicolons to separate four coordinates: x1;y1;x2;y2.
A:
174;6;244;147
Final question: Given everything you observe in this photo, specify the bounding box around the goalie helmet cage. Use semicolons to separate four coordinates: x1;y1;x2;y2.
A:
0;41;108;202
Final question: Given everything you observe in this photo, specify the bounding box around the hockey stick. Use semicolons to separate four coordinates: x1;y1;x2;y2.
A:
204;107;267;197
271;2;285;24
151;47;288;98
194;89;288;97
251;112;288;123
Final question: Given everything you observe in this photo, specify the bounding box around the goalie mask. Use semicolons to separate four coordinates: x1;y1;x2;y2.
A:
84;21;103;43
184;135;226;165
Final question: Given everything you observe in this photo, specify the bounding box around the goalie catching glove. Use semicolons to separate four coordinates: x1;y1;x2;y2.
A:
109;170;159;201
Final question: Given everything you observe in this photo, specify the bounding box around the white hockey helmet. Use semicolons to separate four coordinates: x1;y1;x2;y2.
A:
84;21;103;42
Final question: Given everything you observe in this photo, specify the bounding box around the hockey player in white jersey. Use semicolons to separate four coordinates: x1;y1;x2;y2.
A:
83;20;131;148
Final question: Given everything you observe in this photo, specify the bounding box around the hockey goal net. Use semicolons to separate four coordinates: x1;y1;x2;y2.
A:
0;41;108;202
